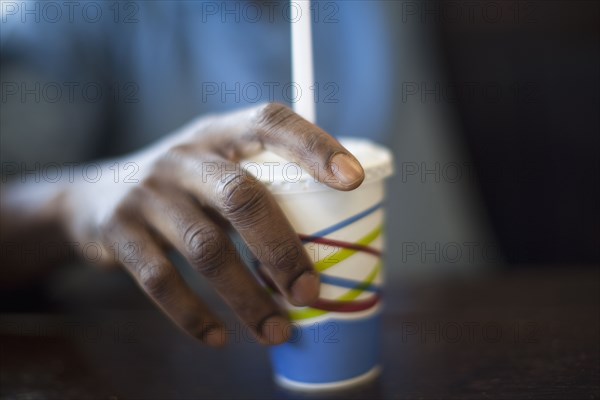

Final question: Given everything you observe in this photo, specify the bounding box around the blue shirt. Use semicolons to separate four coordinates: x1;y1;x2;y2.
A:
2;1;397;159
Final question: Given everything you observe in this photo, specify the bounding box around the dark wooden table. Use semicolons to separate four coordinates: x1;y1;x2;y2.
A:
1;266;598;399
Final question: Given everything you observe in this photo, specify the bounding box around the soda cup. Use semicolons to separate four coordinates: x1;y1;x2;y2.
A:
242;138;394;391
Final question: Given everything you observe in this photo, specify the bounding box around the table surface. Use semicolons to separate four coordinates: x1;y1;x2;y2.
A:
1;266;599;400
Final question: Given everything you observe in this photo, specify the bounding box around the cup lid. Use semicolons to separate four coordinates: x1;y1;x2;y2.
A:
241;138;394;193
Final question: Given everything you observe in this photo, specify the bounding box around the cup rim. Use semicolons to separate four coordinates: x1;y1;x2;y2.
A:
241;138;394;194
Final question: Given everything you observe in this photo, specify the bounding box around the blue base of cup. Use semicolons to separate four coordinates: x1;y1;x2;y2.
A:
269;312;381;390
275;364;381;392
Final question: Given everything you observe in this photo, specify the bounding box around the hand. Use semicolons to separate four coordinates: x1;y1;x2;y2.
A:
56;103;365;346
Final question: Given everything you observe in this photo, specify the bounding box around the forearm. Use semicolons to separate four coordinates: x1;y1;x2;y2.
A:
0;181;69;288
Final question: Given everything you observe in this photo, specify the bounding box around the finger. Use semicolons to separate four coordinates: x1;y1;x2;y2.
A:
158;152;320;307
203;103;365;191
138;182;290;345
103;215;226;346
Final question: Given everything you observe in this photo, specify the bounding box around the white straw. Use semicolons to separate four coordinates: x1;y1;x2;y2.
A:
290;0;316;124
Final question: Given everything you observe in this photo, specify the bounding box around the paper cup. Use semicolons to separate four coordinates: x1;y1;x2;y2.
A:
242;138;394;391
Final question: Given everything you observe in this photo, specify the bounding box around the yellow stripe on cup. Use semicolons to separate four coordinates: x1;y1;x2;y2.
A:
314;225;383;273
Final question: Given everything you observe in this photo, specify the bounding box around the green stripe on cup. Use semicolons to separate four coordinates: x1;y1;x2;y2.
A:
314;225;383;273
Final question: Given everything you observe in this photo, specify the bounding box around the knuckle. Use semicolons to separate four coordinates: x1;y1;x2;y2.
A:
110;183;151;222
139;176;162;193
196;255;224;280
114;195;138;219
299;131;323;155
219;173;267;222
268;238;302;272
253;102;293;130
155;144;191;171
98;197;143;240
138;262;174;299
183;224;227;277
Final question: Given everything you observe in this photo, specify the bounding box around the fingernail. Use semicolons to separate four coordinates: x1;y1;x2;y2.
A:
331;153;364;187
290;271;320;306
262;315;290;345
202;326;226;347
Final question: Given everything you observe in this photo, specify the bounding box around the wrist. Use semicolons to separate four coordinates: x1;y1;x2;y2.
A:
1;180;69;238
